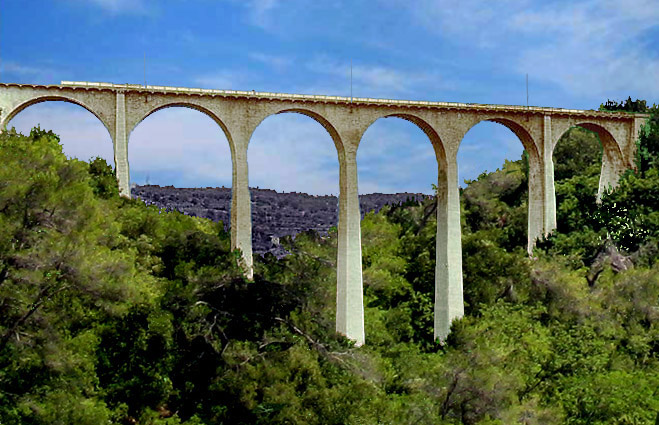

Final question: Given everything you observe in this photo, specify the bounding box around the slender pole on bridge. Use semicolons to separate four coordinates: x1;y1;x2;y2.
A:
350;59;353;103
526;73;529;121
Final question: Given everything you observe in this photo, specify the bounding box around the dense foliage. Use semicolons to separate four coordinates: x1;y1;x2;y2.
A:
0;99;657;424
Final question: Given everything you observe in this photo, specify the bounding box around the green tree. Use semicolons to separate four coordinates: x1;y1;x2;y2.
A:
0;127;157;423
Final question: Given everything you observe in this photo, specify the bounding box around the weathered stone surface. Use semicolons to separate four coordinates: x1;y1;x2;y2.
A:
0;81;647;345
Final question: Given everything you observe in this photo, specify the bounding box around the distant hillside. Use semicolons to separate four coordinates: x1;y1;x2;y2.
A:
131;185;432;258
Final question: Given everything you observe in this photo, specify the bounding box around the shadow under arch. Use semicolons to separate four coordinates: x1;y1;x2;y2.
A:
4;95;113;141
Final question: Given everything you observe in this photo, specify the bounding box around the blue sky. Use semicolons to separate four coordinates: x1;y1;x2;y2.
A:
2;0;658;195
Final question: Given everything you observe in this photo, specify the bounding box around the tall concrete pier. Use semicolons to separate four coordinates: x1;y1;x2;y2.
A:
0;81;647;345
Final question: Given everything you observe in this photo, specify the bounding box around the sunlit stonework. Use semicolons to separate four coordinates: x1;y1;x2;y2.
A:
0;81;648;346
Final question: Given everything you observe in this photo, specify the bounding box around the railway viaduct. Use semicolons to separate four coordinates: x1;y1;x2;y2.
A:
0;81;648;345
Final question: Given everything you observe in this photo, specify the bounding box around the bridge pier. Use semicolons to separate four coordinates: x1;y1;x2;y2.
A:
543;115;557;235
434;153;464;342
336;148;365;346
114;91;131;198
230;137;254;280
527;154;545;254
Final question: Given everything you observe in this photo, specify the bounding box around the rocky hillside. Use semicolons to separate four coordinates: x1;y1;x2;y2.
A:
131;185;432;258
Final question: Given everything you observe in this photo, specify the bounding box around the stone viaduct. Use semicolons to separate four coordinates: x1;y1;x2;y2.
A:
0;81;648;346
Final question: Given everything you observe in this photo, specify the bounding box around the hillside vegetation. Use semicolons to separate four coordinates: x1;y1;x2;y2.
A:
0;98;657;424
130;184;429;259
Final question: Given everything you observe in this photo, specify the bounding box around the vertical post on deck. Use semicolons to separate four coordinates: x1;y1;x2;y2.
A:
114;90;131;198
230;139;254;280
336;148;365;346
543;115;556;235
434;153;464;342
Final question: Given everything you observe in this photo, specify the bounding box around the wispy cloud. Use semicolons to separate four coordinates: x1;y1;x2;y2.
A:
85;0;152;15
129;107;233;187
234;0;281;29
193;71;247;90
402;0;532;48
457;121;524;186
357;118;438;194
248;53;292;72
0;61;63;84
403;0;659;99
510;0;659;98
306;55;441;98
1;62;42;76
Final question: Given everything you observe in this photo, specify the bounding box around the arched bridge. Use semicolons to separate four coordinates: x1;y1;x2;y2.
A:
0;81;648;346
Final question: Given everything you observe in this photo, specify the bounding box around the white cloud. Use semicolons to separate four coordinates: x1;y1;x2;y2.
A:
512;0;659;98
403;0;659;99
457;121;524;186
403;0;532;48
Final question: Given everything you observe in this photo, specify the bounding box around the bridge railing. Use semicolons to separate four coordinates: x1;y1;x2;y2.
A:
56;80;637;116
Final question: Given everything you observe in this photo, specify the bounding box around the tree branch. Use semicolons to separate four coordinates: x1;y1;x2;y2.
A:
0;282;68;352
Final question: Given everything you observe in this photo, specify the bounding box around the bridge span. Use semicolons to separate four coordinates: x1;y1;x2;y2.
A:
0;80;649;345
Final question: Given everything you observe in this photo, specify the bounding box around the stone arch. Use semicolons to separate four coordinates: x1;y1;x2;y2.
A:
356;112;461;342
554;121;626;201
249;107;360;341
129;102;234;150
571;122;623;163
359;112;449;168
458;116;543;253
4;95;113;140
461;116;540;163
128;103;235;190
245;106;345;243
253;108;346;159
552;121;624;159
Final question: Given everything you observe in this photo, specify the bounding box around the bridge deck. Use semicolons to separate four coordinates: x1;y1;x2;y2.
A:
0;81;648;119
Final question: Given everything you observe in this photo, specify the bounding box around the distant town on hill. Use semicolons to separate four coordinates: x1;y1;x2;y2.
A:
131;185;432;259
